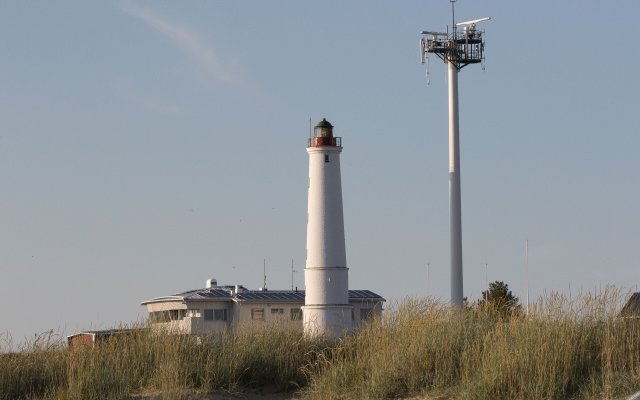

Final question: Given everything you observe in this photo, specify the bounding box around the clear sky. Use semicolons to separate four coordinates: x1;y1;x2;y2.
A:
1;1;639;345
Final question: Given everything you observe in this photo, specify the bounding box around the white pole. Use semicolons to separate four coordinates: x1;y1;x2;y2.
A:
427;262;430;296
263;259;267;289
485;262;488;302
291;259;297;291
525;239;529;315
448;60;463;308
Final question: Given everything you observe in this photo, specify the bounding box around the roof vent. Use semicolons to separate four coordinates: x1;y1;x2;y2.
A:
206;278;217;289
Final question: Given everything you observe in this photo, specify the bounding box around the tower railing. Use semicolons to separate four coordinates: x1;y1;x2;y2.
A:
421;29;485;69
307;137;342;148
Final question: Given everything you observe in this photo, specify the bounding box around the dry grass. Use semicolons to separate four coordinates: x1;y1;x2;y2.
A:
302;289;640;400
1;321;325;400
2;289;639;400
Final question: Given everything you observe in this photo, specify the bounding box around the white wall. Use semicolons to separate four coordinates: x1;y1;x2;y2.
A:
235;301;303;328
145;299;383;334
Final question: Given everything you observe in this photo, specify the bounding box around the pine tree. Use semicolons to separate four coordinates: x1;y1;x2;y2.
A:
478;281;521;316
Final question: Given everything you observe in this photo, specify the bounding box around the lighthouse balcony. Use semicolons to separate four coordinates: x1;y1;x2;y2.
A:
308;136;342;148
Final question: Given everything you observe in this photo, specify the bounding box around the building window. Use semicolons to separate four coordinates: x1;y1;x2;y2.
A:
360;308;374;322
324;154;330;163
171;310;186;320
251;308;265;321
290;308;302;320
204;309;227;321
186;309;201;318
149;311;167;323
214;309;228;321
271;308;284;315
149;310;186;323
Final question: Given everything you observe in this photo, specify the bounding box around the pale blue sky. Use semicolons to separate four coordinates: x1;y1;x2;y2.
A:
1;1;639;344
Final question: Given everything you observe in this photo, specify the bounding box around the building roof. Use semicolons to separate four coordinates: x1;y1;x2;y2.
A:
67;328;144;347
67;328;141;338
141;286;384;306
620;292;640;317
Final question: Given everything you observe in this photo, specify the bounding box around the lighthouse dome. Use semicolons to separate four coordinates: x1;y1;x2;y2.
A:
315;118;333;128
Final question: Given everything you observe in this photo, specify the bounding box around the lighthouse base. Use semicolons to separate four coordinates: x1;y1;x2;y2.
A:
302;304;353;338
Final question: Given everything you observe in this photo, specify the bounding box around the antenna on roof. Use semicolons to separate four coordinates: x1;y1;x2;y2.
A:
291;259;297;291
263;259;267;290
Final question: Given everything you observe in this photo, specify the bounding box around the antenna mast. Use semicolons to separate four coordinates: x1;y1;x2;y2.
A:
451;0;456;37
291;259;296;291
525;239;530;315
426;262;430;296
420;1;490;308
263;259;267;290
485;262;488;302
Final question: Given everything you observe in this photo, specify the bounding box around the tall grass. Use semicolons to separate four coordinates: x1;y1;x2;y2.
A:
64;321;328;400
0;330;67;400
303;288;640;400
1;321;325;400
2;289;639;400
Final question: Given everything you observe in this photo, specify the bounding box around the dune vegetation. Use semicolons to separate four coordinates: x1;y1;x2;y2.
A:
2;288;639;400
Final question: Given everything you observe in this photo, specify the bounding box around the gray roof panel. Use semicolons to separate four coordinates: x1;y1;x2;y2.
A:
142;287;384;305
236;291;306;301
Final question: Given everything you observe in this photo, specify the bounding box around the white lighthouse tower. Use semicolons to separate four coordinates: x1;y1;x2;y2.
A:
302;118;353;338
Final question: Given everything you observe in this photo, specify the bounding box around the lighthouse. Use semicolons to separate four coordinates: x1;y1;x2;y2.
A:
302;118;353;338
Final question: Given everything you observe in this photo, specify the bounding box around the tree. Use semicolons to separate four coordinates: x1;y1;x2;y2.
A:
477;281;521;316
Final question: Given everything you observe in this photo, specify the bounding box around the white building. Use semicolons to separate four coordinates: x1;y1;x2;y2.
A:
141;279;384;335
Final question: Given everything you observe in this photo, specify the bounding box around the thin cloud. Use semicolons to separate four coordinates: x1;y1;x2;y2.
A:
120;3;242;85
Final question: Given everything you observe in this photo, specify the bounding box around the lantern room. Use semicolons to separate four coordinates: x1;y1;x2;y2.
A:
308;118;342;148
